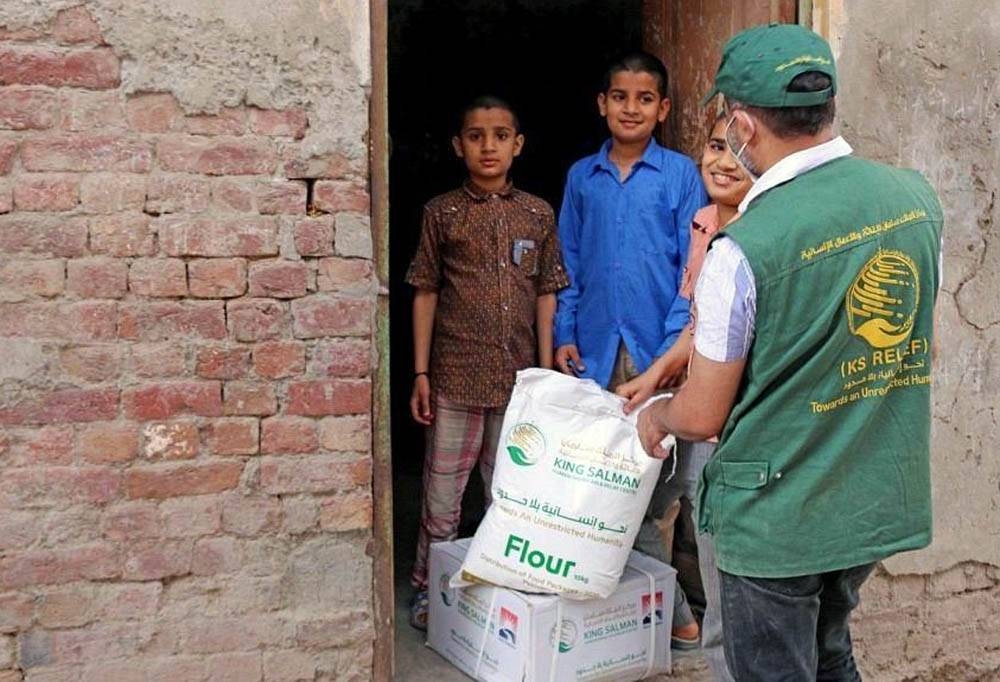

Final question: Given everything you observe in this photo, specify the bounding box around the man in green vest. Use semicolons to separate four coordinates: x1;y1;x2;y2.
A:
637;23;943;680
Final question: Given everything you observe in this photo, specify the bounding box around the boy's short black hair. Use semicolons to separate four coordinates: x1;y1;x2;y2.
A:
456;95;520;134
603;51;669;99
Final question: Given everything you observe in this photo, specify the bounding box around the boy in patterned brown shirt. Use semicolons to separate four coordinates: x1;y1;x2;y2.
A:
405;96;569;629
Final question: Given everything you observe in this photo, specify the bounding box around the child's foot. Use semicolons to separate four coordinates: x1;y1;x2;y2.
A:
671;620;700;650
409;589;429;631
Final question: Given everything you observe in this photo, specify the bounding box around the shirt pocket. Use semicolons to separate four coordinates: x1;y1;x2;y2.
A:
636;201;677;255
720;460;770;489
511;236;539;277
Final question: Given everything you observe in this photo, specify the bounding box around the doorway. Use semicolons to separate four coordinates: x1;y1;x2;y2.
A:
379;1;798;678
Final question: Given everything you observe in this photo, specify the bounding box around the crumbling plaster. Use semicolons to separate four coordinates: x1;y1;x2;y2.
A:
837;0;1000;574
0;0;371;162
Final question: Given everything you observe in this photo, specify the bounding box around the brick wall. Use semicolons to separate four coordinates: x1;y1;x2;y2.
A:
0;6;375;680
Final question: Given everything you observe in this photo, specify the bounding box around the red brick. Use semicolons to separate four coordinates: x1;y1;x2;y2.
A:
211;178;253;211
259;454;370;494
322;319;373;364
52;6;105;45
128;258;187;297
36;585;97;628
66;258;128;298
79;175;145;213
0;466;120;509
226;298;287;341
123;540;192;580
320;490;372;531
0;301;117;341
0;258;64;300
89;214;155;256
0;46;119;89
191;536;242;576
156;135;277;175
223;382;277;416
0;214;88;256
13;174;79;211
118;301;226;341
248;108;307;139
101;501;162;541
146;659;207;682
125;92;182;133
44;623;154;667
294;610;371;648
124;461;243;499
196;345;249;379
316;257;373;294
291;295;371;338
8;425;75;465
204;418;259;456
292;216;334;256
0;543;119;589
144;174;209;214
318;415;370;453
252;340;305;379
286;379;370;416
141;421;200;460
129;342;187;378
0;139;16;175
21;134;151;172
160;495;221;537
59;90;125;131
184;107;246;136
256;180;306;214
0;592;35;631
205;652;262;681
0;386;118;425
221;494;281;536
60;344;122;382
248;260;308;299
0;87;59;129
122;381;221;420
79;422;139;463
334;212;372;258
187;258;247;298
158;215;279;257
282;151;357;179
260;416;317;455
0;25;45;41
312;180;369;213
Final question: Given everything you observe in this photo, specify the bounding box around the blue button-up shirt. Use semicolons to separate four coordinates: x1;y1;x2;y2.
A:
555;139;706;388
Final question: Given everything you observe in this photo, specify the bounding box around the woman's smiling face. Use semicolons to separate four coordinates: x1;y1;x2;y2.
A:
701;117;753;209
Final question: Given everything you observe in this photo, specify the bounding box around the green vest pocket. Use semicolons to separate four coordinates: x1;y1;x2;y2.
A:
720;461;769;489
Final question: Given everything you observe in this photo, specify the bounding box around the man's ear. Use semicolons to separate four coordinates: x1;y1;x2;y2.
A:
597;92;608;118
657;97;671;123
513;133;525;157
734;110;757;145
451;136;464;158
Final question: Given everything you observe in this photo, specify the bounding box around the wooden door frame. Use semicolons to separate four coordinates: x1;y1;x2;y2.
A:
367;3;842;679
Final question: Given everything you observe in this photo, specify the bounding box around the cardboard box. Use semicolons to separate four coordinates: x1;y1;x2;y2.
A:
427;538;675;681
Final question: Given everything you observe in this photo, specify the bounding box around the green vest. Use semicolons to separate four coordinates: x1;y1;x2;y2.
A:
698;155;943;577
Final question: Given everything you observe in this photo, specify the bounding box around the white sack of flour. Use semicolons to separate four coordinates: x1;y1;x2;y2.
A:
452;368;672;600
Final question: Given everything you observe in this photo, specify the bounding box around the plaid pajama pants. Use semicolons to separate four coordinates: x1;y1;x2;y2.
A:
410;394;506;590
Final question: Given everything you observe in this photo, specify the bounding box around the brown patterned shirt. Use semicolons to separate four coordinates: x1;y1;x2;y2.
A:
406;181;569;407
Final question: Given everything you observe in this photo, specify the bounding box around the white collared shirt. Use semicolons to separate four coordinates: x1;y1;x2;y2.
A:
694;136;853;362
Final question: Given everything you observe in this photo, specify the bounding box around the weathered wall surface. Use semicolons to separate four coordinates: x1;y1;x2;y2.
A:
833;1;1000;679
0;2;375;680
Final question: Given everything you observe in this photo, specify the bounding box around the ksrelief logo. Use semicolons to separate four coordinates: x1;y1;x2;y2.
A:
846;249;920;349
548;618;579;653
439;572;454;607
505;422;545;466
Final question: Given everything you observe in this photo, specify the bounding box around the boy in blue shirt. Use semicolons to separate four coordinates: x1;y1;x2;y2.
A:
554;51;707;647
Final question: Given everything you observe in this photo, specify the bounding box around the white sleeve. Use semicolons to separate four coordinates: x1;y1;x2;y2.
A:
693;236;757;362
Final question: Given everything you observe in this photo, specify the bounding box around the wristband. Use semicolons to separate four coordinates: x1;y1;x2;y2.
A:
414;371;429;379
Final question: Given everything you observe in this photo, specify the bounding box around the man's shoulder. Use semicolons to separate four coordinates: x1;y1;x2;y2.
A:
509;190;555;219
566;149;603;179
423;188;466;215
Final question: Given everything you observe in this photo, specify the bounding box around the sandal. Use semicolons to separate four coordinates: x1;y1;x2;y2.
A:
409;589;429;631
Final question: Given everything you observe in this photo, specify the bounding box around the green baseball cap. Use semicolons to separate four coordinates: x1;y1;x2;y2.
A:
703;23;837;107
